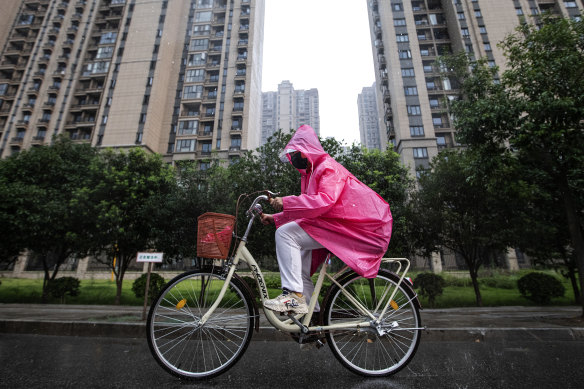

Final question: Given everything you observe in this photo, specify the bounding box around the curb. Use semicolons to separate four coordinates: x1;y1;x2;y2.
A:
1;320;583;342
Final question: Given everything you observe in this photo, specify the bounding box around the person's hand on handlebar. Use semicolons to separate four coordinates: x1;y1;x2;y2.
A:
270;197;283;212
260;213;274;225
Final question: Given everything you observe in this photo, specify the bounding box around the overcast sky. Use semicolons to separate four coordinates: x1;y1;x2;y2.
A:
261;0;374;145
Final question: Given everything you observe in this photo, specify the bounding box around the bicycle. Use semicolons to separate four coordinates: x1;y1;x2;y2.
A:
146;191;423;380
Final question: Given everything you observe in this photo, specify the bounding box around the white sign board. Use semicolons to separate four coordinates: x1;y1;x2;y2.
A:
136;252;163;263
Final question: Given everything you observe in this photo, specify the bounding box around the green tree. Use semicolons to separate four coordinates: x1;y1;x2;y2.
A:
0;136;98;301
78;148;176;304
442;15;584;314
412;149;518;306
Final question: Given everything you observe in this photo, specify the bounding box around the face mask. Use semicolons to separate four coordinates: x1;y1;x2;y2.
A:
290;152;308;170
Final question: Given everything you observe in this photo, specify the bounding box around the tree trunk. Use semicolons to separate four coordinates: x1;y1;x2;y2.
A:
470;270;482;307
567;267;581;305
115;279;123;305
42;267;50;304
559;178;584;317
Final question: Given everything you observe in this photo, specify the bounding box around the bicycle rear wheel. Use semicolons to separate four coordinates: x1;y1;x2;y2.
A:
147;269;255;380
323;269;421;377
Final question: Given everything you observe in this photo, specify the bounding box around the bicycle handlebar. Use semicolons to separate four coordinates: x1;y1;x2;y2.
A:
245;190;280;218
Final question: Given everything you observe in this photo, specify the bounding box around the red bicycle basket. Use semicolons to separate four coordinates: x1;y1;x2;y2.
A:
197;212;236;259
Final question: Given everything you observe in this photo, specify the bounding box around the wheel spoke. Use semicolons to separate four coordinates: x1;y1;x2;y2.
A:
325;271;421;377
147;271;254;379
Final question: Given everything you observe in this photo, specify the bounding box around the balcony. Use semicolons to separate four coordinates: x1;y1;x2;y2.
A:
31;135;45;144
10;137;24;145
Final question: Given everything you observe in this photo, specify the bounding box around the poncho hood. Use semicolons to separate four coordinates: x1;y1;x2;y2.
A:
279;125;327;170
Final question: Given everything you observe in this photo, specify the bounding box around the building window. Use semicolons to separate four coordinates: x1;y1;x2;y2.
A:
392;3;403;11
396;33;409;42
401;68;415;77
437;135;446;147
457;12;465;20
461;28;470;37
484;43;492;51
179;120;198;135
479;26;487;34
188;52;207;66
516;8;523;15
399;50;412;59
233;100;244;111
413;147;428;158
404;86;418;96
186;69;205;82
410;126;424;137
201;141;212;153
407;105;421;115
176;139;195;152
183;85;203;99
429;98;439;108
96;46;113;59
99;32;117;44
432;117;443;127
190;38;209;51
195;11;212;22
564;2;577;8
230;136;241;149
475;10;482;17
193;24;210;35
394;18;406;26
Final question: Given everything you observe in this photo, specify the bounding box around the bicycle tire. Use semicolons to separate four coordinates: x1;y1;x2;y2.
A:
323;269;421;377
147;268;255;380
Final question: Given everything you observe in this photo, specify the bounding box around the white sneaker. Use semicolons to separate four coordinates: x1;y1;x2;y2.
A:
264;289;308;314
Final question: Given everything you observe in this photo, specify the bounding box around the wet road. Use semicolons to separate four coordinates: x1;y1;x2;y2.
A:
1;334;582;388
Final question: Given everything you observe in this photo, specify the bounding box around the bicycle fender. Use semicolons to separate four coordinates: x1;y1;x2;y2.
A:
231;272;261;333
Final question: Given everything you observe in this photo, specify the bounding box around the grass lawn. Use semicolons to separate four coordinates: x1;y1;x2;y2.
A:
0;271;578;308
0;278;142;306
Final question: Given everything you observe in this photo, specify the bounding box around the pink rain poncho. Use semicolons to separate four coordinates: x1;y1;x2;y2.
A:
272;125;393;278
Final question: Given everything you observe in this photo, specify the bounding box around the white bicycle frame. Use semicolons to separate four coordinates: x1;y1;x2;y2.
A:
200;238;414;334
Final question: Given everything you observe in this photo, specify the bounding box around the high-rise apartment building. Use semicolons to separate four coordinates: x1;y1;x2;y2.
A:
0;0;265;168
261;80;319;145
357;83;382;150
366;0;582;177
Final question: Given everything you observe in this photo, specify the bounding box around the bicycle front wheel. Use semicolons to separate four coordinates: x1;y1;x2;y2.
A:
147;269;255;380
324;269;421;377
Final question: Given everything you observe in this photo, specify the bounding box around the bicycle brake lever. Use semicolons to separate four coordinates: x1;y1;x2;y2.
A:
265;190;280;199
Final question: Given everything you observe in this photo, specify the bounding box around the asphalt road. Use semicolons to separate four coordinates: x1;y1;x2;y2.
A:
1;333;583;388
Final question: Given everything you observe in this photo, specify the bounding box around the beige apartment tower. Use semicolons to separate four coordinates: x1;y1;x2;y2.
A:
357;83;382;150
261;80;320;145
0;0;265;167
366;0;583;177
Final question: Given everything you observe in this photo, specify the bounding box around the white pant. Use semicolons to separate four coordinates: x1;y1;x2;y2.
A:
275;221;325;310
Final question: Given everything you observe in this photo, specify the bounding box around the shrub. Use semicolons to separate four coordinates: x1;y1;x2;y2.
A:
479;277;516;289
132;273;165;301
413;273;446;308
517;272;565;305
47;277;81;303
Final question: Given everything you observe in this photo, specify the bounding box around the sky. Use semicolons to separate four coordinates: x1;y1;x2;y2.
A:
261;0;375;145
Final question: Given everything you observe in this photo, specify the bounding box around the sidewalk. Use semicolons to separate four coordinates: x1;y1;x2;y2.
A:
0;303;582;342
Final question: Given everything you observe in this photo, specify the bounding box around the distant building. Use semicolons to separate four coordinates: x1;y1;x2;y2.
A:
261;80;319;144
366;0;582;178
357;83;382;150
0;0;265;169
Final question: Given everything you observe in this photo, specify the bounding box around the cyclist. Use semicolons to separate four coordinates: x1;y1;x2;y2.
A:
261;125;393;314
